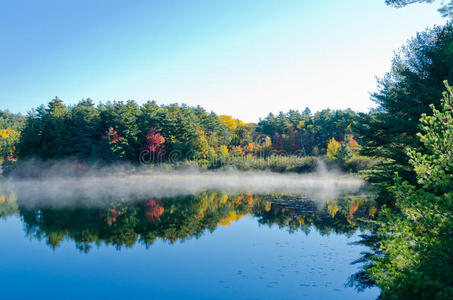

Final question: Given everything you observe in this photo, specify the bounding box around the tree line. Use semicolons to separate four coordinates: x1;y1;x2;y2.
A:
0;100;362;166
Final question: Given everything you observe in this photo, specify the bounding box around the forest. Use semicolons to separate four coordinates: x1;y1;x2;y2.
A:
0;99;363;168
0;95;371;178
1;12;453;300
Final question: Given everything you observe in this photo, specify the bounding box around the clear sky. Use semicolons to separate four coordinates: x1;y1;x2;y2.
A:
0;0;446;122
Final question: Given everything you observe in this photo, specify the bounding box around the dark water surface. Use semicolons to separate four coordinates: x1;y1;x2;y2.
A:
0;192;379;299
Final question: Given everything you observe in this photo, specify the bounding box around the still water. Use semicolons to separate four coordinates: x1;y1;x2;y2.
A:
0;192;379;299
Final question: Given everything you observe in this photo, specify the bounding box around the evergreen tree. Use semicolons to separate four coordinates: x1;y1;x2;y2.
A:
362;82;453;299
68;99;102;160
40;97;70;159
17;107;44;159
356;23;453;203
336;141;353;163
385;0;453;17
100;101;141;161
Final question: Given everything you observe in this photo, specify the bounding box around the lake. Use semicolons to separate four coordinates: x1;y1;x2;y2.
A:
0;188;380;299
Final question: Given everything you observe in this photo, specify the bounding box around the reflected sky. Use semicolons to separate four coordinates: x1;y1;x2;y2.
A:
0;193;379;299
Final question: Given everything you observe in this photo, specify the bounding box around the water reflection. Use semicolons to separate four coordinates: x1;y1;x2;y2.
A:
0;190;376;252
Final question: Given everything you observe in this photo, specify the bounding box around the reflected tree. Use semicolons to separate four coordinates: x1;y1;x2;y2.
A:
8;192;378;252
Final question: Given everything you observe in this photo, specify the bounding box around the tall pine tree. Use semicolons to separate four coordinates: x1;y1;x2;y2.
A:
356;22;453;203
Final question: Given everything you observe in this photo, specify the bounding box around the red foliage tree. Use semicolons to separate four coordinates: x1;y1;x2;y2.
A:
145;199;165;223
145;127;165;152
101;127;123;144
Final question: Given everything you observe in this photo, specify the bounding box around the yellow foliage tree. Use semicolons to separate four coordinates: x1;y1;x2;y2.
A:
296;121;305;130
218;145;229;155
0;129;8;139
218;211;244;226
326;137;340;159
0;128;20;161
327;200;340;218
218;115;247;132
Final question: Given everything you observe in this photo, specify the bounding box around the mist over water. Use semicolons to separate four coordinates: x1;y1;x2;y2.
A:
1;160;364;208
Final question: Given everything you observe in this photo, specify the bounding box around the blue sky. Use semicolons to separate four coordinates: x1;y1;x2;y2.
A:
0;0;446;122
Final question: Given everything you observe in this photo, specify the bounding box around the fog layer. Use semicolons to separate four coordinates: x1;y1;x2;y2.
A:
1;161;364;208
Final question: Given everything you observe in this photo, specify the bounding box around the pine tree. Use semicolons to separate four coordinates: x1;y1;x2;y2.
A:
356;23;453;203
41;97;70;159
365;81;453;299
68;99;102;160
